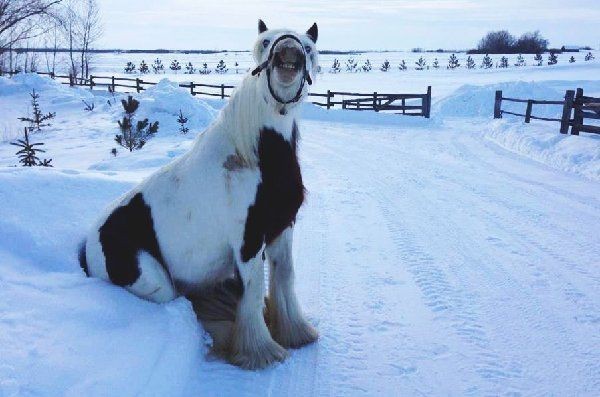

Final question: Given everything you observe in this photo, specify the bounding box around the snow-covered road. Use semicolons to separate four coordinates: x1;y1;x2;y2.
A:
1;75;599;396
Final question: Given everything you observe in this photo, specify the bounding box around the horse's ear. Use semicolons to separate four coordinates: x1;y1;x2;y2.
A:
258;19;268;34
306;23;318;43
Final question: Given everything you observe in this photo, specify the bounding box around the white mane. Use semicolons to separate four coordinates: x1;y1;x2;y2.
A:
206;28;319;167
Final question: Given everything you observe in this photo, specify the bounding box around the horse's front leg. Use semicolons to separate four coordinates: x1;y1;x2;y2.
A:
228;246;288;369
266;226;318;348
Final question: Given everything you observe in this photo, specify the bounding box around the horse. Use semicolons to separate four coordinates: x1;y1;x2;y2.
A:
79;19;320;370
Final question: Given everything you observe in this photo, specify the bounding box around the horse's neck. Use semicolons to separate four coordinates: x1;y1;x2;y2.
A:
217;74;298;166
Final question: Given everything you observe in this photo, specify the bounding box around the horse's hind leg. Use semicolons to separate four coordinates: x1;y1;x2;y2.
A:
265;226;318;348
126;250;176;303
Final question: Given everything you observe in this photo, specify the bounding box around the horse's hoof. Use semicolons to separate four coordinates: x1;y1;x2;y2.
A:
271;319;319;349
228;337;288;370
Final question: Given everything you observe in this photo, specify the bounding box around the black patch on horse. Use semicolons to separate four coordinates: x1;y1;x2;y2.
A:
98;192;167;286
78;240;89;276
241;123;304;262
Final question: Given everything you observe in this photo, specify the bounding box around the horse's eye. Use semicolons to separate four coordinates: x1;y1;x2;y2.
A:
305;46;312;54
262;39;270;48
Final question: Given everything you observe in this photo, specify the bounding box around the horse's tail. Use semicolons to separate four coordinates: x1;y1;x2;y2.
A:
188;276;243;354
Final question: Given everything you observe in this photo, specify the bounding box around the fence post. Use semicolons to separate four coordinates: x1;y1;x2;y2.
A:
190;82;194;96
560;90;575;134
425;86;432;118
50;71;55;79
136;78;141;93
494;90;502;118
326;90;332;109
402;98;406;115
373;91;378;112
525;100;533;123
69;73;74;87
221;84;225;99
571;88;584;135
111;76;115;93
89;75;94;90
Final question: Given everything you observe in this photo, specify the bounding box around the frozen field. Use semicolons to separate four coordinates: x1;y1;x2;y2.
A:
0;60;599;396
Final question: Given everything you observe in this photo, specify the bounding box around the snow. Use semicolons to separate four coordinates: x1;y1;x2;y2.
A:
0;62;599;396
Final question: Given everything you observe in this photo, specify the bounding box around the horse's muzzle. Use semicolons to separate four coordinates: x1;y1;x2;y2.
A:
272;39;305;85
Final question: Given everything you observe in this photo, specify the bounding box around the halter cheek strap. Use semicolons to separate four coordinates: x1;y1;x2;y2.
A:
251;34;313;105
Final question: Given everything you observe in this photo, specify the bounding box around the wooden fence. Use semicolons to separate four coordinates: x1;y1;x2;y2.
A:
494;88;600;135
0;70;431;118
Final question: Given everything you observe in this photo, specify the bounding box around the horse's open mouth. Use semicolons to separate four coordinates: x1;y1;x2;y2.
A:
272;46;304;86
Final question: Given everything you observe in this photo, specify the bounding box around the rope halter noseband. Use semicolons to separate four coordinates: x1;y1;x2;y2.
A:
251;34;313;106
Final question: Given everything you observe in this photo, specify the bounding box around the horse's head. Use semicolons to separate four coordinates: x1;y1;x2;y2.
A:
251;20;319;111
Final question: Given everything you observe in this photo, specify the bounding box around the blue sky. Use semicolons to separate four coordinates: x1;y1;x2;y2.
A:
98;0;600;50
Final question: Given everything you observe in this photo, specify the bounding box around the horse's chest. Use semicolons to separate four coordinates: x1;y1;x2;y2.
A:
240;127;304;262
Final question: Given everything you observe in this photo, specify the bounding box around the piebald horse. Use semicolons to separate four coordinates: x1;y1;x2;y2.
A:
79;20;319;369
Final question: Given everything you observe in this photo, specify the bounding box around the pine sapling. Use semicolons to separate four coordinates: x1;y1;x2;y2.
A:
124;61;136;73
515;54;526;67
466;56;476;69
11;128;52;167
585;52;595;61
548;52;558;65
534;53;543;66
177;110;189;134
447;54;460;69
362;59;372;72
82;100;95;111
215;60;228;74
170;60;181;73
345;58;358;72
398;60;407;71
481;54;493;69
432;58;440;69
329;59;341;73
380;60;390;72
498;56;509;68
415;56;426;70
569;56;576;63
139;60;149;74
115;96;160;152
18;89;55;132
152;58;165;74
199;62;212;74
185;62;196;74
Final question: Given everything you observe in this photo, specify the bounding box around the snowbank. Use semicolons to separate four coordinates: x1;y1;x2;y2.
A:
485;119;600;181
435;81;565;118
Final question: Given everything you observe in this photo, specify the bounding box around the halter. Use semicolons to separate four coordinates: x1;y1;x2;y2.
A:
251;34;313;105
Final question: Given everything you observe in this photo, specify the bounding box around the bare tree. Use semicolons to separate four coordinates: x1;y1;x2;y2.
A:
60;0;101;80
0;0;62;47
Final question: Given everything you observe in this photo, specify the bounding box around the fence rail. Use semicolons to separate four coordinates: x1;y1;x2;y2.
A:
494;88;600;135
0;70;431;118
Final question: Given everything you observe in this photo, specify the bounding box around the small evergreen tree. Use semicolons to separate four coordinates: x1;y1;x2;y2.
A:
235;61;240;74
199;62;212;74
170;60;181;73
185;62;196;74
466;56;476;69
514;54;526;67
345;58;358;72
115;96;159;152
152;58;164;74
139;60;149;74
415;56;426;70
548;52;558;65
380;60;390;72
585;52;595;61
124;61;136;73
447;54;460;69
177;110;189;134
398;60;407;71
432;58;440;69
11;128;52;167
569;56;576;63
215;60;228;74
481;54;493;69
361;59;372;72
18;89;55;132
498;56;509;68
329;59;341;73
534;53;543;66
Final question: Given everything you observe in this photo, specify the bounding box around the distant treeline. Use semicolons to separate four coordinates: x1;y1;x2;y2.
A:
467;30;591;54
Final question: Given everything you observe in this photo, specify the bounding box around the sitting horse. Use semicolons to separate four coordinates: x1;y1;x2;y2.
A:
79;20;320;369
